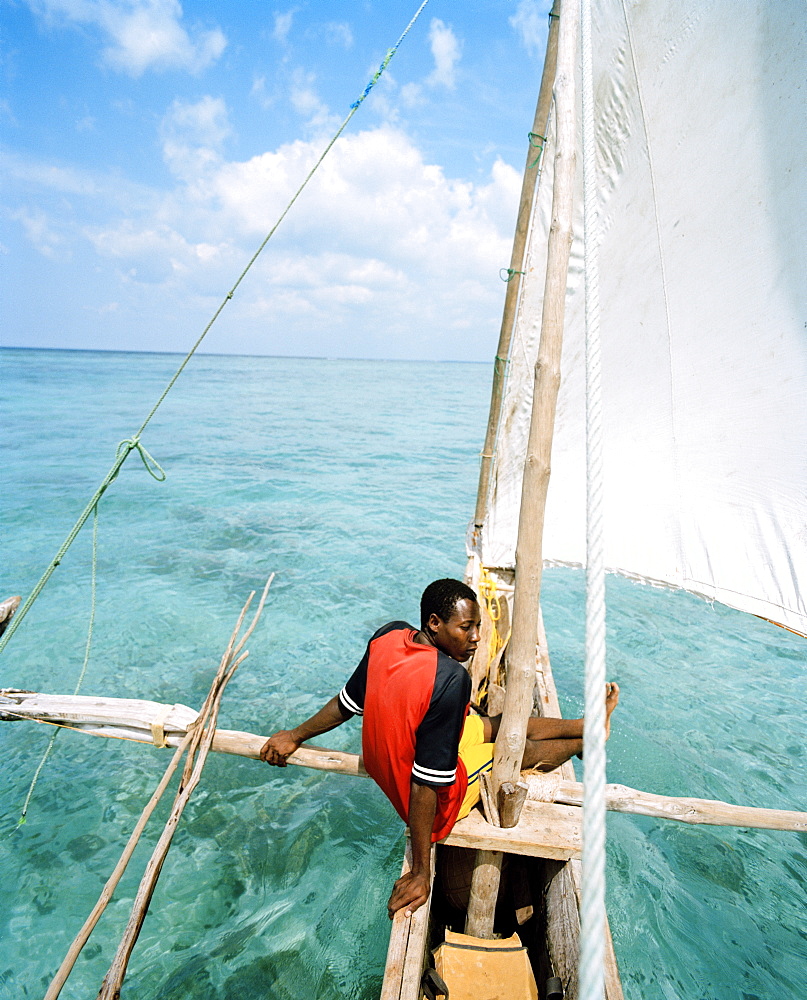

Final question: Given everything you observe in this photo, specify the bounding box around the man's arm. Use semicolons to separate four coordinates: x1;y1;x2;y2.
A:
259;695;351;766
387;780;437;919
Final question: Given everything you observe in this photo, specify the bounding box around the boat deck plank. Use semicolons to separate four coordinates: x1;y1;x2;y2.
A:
442;799;581;860
380;840;435;1000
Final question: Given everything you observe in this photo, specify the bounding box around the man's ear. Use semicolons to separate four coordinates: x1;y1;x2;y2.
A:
428;612;444;632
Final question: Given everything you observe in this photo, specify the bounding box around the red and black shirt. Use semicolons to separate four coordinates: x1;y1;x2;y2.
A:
338;622;471;842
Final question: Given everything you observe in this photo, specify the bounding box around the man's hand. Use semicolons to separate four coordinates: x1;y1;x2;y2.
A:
390;780;437;919
260;697;352;767
259;730;301;766
387;870;431;919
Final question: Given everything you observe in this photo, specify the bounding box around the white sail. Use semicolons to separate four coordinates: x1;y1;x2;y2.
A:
480;0;807;634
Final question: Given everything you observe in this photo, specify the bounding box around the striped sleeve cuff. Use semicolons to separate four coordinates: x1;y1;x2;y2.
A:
412;762;457;786
338;686;363;716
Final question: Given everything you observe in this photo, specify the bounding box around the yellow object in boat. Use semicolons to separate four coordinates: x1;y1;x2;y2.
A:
433;929;538;1000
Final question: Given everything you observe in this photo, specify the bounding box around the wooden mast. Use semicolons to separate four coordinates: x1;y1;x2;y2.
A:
465;0;580;939
492;0;578;818
473;1;561;531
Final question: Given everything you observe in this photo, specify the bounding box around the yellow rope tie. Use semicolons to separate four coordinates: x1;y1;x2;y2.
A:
476;565;509;703
2;711;167;747
150;703;175;749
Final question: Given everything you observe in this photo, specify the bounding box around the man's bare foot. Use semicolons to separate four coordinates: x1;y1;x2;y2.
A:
604;681;619;740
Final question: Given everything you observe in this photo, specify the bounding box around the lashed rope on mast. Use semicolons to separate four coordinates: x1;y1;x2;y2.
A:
579;0;608;995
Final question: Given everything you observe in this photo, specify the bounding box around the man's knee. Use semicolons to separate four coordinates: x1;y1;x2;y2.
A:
481;714;500;743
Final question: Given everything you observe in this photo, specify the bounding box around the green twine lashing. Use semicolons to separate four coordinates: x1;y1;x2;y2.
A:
351;48;396;109
528;131;547;169
500;268;525;283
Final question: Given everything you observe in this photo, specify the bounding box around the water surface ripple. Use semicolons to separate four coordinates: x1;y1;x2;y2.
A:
1;349;804;1000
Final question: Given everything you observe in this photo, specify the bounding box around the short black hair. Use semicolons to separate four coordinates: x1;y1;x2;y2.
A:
420;578;478;629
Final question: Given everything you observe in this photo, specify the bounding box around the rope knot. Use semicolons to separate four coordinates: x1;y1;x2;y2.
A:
115;438;167;482
528;132;547;169
500;268;525;283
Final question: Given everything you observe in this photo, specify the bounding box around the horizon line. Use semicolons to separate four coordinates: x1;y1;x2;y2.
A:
0;345;490;365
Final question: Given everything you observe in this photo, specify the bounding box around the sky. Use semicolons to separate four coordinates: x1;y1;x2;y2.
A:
1;0;553;361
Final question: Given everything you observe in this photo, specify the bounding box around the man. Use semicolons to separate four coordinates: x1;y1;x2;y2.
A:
260;578;619;918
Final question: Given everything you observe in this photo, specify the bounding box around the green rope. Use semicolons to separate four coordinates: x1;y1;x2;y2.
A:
500;268;525;283
17;505;99;826
0;438;152;654
0;0;430;657
528;131;547;169
115;438;166;482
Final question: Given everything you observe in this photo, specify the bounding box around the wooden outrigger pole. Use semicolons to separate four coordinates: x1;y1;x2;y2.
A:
5;691;806;834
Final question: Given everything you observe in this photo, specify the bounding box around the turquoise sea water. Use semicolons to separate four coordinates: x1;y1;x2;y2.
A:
0;347;805;1000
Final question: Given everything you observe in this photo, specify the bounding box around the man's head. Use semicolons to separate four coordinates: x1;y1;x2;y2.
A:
420;578;481;662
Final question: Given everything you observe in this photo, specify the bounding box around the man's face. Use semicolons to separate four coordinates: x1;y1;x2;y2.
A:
428;598;481;662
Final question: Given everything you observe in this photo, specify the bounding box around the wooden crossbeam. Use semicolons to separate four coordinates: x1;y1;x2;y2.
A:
3;690;806;834
444;799;581;860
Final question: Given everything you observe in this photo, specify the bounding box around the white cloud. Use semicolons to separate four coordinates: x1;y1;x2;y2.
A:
13;207;67;258
86;220;232;284
161;95;231;179
427;19;461;89
25;0;226;76
509;0;552;59
288;69;333;128
2;150;153;205
171;127;518;353
400;82;423;108
162;95;231;148
272;9;295;44
7;124;522;357
250;75;275;110
324;22;352;49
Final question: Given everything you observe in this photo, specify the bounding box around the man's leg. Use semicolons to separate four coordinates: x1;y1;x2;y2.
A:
480;682;619;772
521;736;582;771
455;715;494;821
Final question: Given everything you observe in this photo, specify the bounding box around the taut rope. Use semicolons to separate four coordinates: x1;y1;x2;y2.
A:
0;0;431;658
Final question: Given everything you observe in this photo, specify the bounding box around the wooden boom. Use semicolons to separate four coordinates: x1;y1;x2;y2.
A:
2;690;805;833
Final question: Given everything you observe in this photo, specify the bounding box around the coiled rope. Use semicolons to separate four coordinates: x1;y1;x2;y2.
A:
0;0;430;658
579;0;608;995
